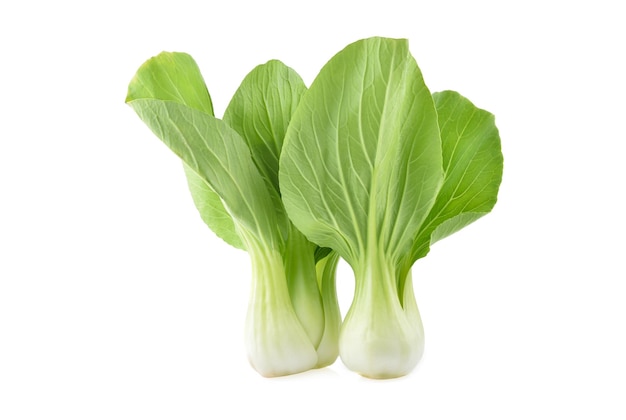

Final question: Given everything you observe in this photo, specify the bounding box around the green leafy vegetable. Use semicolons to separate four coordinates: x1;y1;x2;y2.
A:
126;53;340;377
125;38;502;380
280;37;502;378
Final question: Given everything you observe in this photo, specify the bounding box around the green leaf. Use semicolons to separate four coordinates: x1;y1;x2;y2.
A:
313;246;333;263
127;99;283;248
183;163;245;250
224;60;307;193
409;90;504;262
126;52;214;114
280;37;443;265
126;51;244;249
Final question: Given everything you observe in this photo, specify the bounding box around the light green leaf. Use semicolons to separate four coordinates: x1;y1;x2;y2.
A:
409;90;504;262
126;51;243;249
127;99;283;248
280;37;443;265
224;60;307;193
183;164;245;249
126;52;214;114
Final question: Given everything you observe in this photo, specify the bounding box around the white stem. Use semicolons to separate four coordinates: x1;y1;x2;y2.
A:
339;251;421;379
242;231;317;377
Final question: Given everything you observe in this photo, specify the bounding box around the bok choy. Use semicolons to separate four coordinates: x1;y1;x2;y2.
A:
125;36;502;380
280;37;503;378
126;53;340;377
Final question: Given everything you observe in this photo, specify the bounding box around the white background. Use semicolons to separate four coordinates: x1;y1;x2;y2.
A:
1;0;625;418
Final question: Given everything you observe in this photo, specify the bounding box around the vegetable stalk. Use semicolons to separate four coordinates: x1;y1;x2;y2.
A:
341;249;422;378
240;228;318;377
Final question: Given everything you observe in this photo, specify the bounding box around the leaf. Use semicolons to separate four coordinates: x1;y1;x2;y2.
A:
126;51;243;249
183;163;245;249
127;99;284;248
126;52;214;114
224;60;307;193
409;90;504;262
314;246;333;263
279;37;443;265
